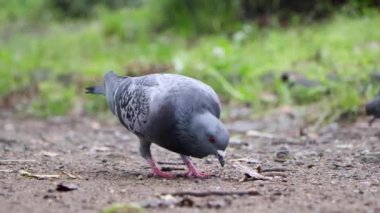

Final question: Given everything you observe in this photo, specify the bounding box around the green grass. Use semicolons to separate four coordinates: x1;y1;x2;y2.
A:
1;4;380;121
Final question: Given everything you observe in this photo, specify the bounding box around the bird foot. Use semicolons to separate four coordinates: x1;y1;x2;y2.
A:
150;168;175;179
183;170;210;179
146;159;175;179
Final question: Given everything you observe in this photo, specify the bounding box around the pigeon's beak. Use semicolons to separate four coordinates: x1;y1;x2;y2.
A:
216;150;226;167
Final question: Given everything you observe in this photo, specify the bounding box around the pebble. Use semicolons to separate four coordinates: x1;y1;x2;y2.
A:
359;181;371;187
361;152;380;164
274;146;291;162
56;182;79;192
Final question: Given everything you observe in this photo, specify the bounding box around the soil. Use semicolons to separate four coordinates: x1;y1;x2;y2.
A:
1;111;379;213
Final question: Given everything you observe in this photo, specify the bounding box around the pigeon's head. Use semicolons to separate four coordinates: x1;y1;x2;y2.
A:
189;112;230;167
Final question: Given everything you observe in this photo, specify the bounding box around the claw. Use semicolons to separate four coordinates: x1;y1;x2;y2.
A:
183;170;210;178
147;159;175;179
181;155;210;179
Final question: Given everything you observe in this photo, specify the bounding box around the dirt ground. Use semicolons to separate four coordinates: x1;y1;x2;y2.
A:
1;110;380;213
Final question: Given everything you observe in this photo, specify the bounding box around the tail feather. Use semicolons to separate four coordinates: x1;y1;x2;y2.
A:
85;85;105;95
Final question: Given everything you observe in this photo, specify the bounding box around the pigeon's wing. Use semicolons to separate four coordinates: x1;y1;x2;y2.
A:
156;74;221;118
112;75;159;136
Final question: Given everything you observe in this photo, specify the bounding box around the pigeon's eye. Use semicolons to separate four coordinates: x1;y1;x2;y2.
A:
208;136;216;143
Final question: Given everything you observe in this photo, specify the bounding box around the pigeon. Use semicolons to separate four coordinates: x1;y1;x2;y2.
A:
365;92;380;126
86;71;229;178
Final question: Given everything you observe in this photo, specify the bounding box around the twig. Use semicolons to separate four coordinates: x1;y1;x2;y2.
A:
0;138;16;144
157;161;185;166
271;140;306;146
163;189;259;197
161;167;185;172
261;172;287;177
261;168;296;173
19;170;60;180
230;158;261;164
61;171;82;179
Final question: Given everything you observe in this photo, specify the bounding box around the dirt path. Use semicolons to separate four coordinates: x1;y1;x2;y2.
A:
0;115;379;213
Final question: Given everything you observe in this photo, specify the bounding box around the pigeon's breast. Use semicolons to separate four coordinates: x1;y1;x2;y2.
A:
146;87;216;156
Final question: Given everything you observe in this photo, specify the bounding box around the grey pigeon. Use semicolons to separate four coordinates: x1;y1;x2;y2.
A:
365;92;380;126
86;71;229;178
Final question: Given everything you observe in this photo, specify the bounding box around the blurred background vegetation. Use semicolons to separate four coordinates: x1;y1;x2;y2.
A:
0;0;380;123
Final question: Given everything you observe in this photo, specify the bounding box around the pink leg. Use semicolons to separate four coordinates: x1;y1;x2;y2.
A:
181;155;210;178
147;159;175;179
140;140;174;179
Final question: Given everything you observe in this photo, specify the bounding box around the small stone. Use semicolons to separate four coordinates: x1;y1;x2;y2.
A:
255;181;265;187
203;159;213;164
56;182;79;192
361;152;380;164
207;199;231;209
359;181;371;187
43;194;58;200
274;146;291;162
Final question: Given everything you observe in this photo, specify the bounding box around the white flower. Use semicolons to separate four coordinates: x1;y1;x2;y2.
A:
233;31;246;43
172;57;184;72
195;63;205;71
212;46;225;58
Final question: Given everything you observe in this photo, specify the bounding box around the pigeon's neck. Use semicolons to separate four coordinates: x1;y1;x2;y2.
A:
105;71;120;83
104;75;124;115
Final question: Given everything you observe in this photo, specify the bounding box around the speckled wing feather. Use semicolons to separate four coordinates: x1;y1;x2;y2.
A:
112;75;159;136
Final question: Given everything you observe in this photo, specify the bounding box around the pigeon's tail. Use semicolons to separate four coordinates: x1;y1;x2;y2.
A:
85;85;105;95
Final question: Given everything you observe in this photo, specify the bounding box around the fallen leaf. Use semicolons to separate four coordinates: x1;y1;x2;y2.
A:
230;163;272;181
